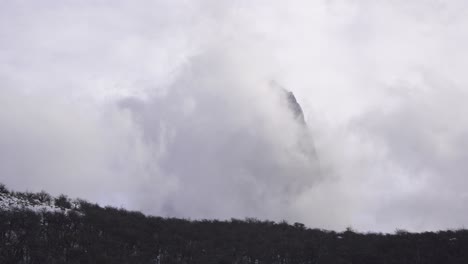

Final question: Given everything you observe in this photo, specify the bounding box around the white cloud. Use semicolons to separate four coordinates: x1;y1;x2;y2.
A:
2;0;468;232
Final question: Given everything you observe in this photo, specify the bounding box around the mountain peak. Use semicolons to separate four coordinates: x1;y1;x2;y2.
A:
269;80;306;124
284;90;305;124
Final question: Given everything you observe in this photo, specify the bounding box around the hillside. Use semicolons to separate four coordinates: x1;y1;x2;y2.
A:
0;183;467;264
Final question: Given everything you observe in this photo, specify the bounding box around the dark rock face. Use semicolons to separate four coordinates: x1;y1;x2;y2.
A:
284;90;305;125
276;86;318;164
269;81;306;125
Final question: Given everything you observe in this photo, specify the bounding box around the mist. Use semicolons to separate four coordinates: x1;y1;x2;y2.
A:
2;0;468;232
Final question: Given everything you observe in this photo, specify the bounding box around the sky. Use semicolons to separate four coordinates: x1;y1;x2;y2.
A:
1;0;468;232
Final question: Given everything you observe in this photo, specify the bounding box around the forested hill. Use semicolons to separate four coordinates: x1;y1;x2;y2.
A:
1;184;467;264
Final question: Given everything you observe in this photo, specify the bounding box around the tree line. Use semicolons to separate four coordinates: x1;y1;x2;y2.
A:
0;185;467;264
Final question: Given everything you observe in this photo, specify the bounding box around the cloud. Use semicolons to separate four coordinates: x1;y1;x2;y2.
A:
2;0;468;232
116;50;320;220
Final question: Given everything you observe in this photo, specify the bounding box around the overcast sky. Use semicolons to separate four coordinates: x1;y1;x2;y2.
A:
2;0;468;232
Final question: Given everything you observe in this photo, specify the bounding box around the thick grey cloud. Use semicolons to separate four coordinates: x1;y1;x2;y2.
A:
1;0;468;232
117;52;319;221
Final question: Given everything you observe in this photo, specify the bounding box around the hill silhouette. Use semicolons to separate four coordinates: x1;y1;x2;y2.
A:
1;183;467;264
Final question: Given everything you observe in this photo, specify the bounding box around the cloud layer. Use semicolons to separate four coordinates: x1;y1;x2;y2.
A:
1;0;468;232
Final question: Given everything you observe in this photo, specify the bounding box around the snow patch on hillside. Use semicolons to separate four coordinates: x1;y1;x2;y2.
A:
0;191;79;214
